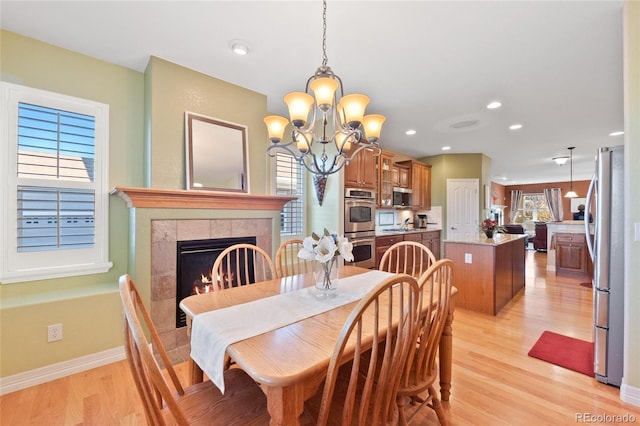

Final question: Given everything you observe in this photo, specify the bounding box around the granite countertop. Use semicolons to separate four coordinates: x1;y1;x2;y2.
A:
444;233;526;246
375;227;442;237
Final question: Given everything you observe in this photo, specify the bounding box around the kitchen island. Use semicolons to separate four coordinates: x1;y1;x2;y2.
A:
444;233;526;315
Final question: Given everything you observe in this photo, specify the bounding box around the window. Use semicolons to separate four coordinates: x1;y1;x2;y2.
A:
513;193;552;223
275;153;304;236
0;82;112;283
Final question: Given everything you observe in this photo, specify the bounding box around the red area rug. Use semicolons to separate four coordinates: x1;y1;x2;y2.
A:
528;331;594;376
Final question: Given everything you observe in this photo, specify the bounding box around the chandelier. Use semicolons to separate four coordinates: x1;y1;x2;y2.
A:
264;0;385;184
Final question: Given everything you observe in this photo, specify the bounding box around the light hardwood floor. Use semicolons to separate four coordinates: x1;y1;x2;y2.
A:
1;250;639;425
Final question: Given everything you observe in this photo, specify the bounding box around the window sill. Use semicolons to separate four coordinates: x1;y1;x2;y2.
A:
0;261;113;285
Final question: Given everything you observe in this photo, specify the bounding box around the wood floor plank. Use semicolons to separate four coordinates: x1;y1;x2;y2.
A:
1;251;639;425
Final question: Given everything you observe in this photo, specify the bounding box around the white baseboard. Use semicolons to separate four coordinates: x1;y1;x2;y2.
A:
621;383;640;407
0;346;125;396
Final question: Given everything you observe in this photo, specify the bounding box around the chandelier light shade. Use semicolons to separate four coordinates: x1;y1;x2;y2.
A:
265;0;385;182
565;146;578;198
552;156;569;165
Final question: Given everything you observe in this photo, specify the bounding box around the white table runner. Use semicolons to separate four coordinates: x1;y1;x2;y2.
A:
190;269;394;393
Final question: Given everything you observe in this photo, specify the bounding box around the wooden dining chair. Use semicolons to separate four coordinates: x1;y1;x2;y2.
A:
118;274;270;425
379;240;437;279
303;274;420;425
275;239;314;278
396;259;454;425
211;243;276;290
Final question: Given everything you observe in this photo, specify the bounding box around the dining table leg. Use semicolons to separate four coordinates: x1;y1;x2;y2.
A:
264;383;305;426
188;358;204;385
439;295;455;401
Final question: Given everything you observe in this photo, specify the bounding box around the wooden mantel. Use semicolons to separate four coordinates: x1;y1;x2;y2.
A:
111;186;296;211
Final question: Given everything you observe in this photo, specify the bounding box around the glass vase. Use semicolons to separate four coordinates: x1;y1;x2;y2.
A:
315;257;338;293
484;229;494;238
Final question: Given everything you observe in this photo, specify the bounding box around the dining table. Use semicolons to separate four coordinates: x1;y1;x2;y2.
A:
179;265;456;426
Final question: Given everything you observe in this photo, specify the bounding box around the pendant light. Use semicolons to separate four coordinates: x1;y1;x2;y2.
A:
565;146;578;198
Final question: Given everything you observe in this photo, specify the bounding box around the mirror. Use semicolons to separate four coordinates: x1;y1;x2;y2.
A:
185;112;249;192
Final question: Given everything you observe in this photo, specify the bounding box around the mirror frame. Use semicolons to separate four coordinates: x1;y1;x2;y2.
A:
185;112;249;193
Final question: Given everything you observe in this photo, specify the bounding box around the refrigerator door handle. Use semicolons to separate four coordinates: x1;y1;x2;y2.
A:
595;289;609;328
585;173;596;261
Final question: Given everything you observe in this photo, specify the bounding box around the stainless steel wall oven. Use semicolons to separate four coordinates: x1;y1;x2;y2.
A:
344;188;376;269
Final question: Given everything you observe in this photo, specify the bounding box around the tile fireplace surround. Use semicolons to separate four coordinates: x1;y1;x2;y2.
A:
112;187;294;364
152;217;272;363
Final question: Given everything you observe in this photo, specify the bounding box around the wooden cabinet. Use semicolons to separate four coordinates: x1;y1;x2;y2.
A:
375;234;404;269
377;151;394;208
375;230;441;270
396;160;431;209
555;233;590;277
421;165;432;210
421;230;441;260
393;164;410;189
444;235;525;315
344;147;376;189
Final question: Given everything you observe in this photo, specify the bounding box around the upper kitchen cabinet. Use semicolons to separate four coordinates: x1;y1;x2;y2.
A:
397;160;431;210
393;164;411;189
344;146;376;189
377;151;394;208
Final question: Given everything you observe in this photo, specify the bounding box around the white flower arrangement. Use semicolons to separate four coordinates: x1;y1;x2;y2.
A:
297;229;354;264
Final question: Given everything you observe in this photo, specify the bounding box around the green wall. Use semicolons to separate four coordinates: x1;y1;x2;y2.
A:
145;57;270;193
0;31;274;378
0;30;143;376
420;153;492;235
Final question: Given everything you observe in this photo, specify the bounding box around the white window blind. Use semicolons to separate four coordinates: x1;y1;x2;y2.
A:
275;153;304;236
17;103;96;252
1;82;112;283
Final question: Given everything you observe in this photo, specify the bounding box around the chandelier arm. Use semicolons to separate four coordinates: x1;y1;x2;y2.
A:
332;128;359;153
343;143;382;164
292;128;314;153
266;142;306;162
300;154;342;177
333;73;344;99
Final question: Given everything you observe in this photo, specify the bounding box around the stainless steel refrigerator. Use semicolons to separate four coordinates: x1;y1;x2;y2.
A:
585;145;624;387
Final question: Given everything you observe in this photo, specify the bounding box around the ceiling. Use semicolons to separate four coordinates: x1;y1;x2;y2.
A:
0;0;625;185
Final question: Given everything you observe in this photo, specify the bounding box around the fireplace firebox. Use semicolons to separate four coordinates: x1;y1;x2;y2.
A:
176;236;256;328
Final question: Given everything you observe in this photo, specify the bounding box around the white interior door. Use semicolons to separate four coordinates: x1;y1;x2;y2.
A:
446;179;479;240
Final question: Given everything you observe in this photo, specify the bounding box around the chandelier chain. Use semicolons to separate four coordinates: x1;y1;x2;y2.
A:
322;0;328;67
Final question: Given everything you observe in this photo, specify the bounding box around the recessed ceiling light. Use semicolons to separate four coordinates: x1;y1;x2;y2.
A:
509;124;523;130
405;129;416;136
609;131;624;136
486;101;502;110
229;40;250;55
442;146;451;151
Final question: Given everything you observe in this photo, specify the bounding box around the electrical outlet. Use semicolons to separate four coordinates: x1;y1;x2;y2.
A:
464;253;472;264
48;323;63;342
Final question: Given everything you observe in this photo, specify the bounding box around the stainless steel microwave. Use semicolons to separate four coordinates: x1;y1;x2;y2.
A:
393;187;412;207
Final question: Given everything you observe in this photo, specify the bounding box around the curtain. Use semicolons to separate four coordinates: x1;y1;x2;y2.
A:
509;190;522;223
544;188;563;221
